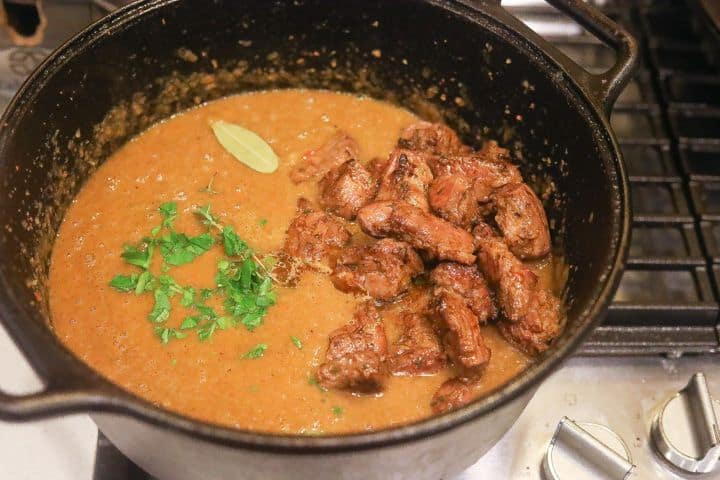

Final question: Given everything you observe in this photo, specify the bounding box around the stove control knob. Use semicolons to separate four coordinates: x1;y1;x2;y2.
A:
542;417;635;480
650;372;720;474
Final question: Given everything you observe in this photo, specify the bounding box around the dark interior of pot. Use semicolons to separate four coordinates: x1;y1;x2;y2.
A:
0;0;623;383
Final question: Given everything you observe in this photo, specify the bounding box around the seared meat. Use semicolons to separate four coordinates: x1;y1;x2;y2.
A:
431;288;491;371
398;121;470;156
317;302;388;393
388;312;445;376
474;223;561;355
319;159;377;220
428;174;479;227
357;201;476;264
492;183;551;259
427;145;522;228
431;377;473;414
497;289;562;356
375;149;434;211
430;262;496;324
427;143;520;189
290;130;359;183
331;239;424;301
283;199;351;265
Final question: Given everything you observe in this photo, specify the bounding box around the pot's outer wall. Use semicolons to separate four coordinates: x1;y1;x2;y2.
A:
93;387;535;480
0;0;627;477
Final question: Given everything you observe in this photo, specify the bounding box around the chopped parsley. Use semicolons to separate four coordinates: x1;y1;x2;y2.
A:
109;202;277;344
243;343;268;359
258;218;268;227
332;406;343;417
290;335;303;349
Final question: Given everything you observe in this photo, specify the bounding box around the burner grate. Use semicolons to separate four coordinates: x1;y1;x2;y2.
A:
583;0;720;354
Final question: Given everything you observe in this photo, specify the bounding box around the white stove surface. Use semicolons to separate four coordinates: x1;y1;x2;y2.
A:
1;322;718;480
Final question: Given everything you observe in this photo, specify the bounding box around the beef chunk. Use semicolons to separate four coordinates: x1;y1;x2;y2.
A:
497;289;562;356
317;302;388;393
283;199;351;265
375;149;434;211
319;159;377;220
428;146;522;228
290;130;359;183
492;183;551;259
431;288;491;371
388;312;445;376
357;201;476;264
428;174;479;228
474;223;561;355
430;262;496;324
431;377;474;414
427;142;520;190
332;239;424;301
398;121;470;156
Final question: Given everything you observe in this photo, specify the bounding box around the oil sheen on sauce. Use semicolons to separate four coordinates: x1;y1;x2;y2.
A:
49;89;538;434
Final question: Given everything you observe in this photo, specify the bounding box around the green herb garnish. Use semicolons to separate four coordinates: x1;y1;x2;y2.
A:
290;336;303;350
258;218;268;227
243;343;268;359
332;406;343;417
108;202;277;344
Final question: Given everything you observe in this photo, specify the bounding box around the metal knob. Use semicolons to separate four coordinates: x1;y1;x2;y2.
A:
542;417;635;480
650;372;720;474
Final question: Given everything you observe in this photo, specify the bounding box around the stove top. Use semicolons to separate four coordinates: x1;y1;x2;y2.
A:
0;1;718;479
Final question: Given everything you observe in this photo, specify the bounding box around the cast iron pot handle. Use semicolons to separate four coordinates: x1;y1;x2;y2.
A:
0;314;117;420
489;0;640;116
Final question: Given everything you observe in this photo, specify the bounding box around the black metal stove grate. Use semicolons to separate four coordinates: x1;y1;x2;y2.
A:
521;0;720;355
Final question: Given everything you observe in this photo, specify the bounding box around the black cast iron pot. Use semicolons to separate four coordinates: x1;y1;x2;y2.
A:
0;1;636;478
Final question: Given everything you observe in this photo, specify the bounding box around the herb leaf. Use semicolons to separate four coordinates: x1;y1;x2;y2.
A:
160;231;214;266
211;120;279;174
290;336;303;350
148;289;171;323
159;202;177;229
243;343;268;359
109;274;138;292
332;406;343;417
222;225;249;257
121;243;153;270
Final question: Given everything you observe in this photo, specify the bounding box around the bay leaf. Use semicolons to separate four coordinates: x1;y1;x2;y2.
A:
210;120;279;173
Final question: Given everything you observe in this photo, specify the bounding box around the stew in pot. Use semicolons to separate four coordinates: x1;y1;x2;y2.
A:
49;89;563;434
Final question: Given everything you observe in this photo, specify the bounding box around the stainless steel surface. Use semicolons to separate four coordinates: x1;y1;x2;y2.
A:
651;373;720;474
542;417;635;480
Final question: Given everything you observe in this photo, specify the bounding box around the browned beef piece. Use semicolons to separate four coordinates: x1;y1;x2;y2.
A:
427;142;520;189
492;183;551;259
474;223;561;355
430;262;496;324
375;149;434;211
283;199;351;265
319;159;377;220
431;377;474;414
398;121;470;156
317;302;388;393
290;130;359;183
388;312;445;376
357;201;476;264
428;174;479;228
427;143;522;229
331;239;424;301
431;288;491;371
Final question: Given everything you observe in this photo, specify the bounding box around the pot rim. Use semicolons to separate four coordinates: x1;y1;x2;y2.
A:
0;0;631;453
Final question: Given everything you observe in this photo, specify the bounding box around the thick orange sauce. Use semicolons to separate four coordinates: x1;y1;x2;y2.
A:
49;90;533;434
